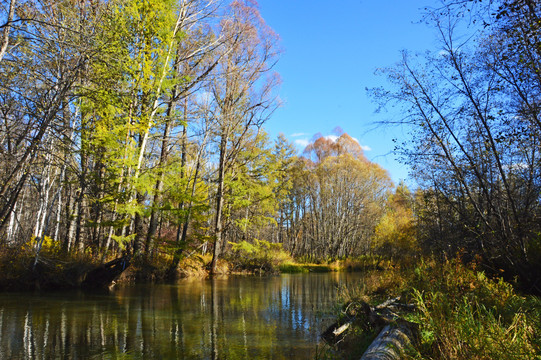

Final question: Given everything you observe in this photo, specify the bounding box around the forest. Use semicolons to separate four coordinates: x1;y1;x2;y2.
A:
0;0;540;358
0;0;539;289
0;0;400;280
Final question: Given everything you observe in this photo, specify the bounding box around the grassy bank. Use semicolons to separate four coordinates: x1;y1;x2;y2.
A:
0;237;389;290
322;258;541;359
0;239;96;290
226;239;394;274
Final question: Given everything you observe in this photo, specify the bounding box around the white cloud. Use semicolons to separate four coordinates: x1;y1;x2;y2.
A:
195;91;212;105
324;135;338;142
504;162;528;171
438;49;448;57
323;134;371;151
291;132;307;138
294;139;310;148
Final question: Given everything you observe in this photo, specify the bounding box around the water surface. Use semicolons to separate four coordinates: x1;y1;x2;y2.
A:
0;272;365;359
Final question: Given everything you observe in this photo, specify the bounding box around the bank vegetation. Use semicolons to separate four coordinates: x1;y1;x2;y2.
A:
0;0;540;357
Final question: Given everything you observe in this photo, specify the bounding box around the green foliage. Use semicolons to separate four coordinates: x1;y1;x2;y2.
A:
279;263;335;273
224;131;280;236
110;233;136;250
341;255;393;271
227;239;292;273
332;258;540;359
74;0;185;243
407;259;541;359
278;263;310;273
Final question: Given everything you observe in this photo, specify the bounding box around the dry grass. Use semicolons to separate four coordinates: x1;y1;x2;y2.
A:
405;259;541;359
328;258;541;360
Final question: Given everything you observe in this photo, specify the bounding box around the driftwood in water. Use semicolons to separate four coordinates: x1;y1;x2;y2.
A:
321;296;417;359
321;301;372;344
82;256;131;288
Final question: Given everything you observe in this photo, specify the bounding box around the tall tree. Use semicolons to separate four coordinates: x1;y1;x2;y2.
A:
287;133;392;260
0;0;99;245
207;0;280;274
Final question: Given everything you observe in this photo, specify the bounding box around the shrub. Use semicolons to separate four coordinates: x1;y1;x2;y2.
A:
227;239;292;273
331;258;540;359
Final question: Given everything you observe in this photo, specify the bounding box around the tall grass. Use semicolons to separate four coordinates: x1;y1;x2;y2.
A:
407;259;541;359
330;258;541;359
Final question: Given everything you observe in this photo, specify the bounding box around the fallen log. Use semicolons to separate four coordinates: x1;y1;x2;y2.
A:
360;321;416;360
333;321;352;337
81;256;131;289
321;301;371;345
321;296;417;359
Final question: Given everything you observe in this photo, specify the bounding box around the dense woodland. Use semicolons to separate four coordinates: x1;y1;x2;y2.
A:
0;0;540;292
0;0;394;275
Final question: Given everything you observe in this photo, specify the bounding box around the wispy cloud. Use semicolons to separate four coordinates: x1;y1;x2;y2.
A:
324;135;338;142
196;91;212;104
291;132;371;153
324;134;371;151
294;139;310;148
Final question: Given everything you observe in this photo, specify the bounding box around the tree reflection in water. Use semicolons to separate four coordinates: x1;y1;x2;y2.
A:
0;272;365;359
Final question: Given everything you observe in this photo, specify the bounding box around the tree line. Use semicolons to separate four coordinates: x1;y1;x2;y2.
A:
0;0;397;275
4;0;536;292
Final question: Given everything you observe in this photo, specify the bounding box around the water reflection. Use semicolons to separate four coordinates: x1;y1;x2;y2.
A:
0;272;364;359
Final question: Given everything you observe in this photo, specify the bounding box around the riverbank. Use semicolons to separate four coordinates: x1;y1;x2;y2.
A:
320;258;541;359
0;239;388;291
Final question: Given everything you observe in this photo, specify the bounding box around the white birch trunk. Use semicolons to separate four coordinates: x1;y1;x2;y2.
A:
53;126;74;241
6;200;17;244
54;187;63;241
0;0;16;63
66;197;78;252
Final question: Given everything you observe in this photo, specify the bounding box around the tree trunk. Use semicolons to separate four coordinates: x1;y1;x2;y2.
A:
210;132;228;275
360;323;416;360
65;189;78;253
0;0;16;63
74;186;86;254
133;193;146;255
6;199;18;244
145;118;171;257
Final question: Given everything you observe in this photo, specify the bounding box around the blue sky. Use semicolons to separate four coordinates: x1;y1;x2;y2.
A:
257;0;444;185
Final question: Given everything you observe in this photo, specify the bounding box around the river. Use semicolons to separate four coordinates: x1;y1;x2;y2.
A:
0;272;365;359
